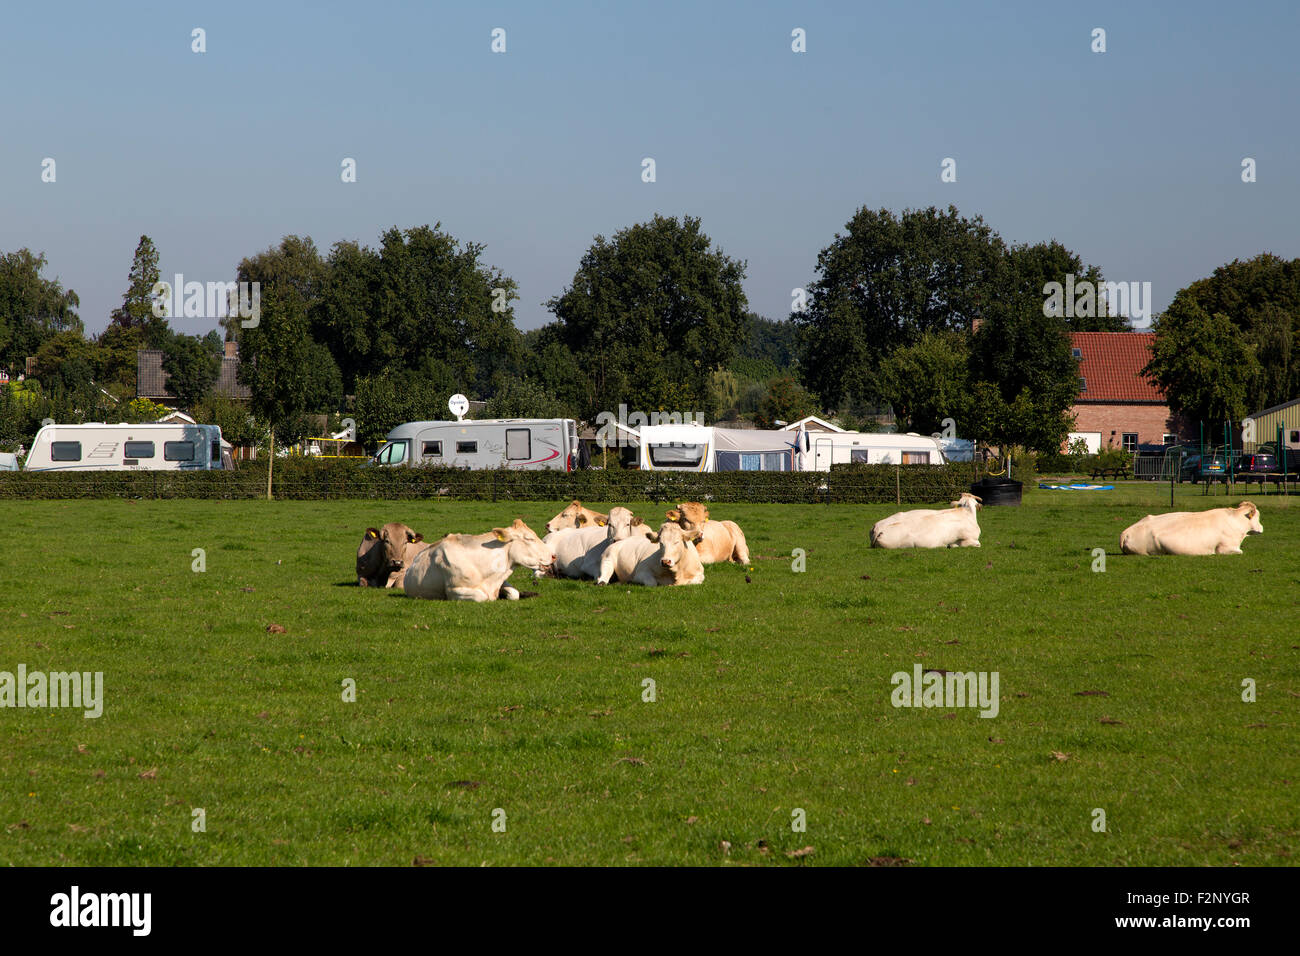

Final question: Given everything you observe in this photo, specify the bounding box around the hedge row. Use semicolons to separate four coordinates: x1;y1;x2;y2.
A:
0;459;1007;504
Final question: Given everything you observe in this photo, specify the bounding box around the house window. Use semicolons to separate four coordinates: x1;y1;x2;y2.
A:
505;429;531;461
164;441;196;461
1079;377;1087;392
1071;348;1082;359
456;441;477;454
1121;433;1138;453
124;441;155;459
1162;434;1177;445
51;441;81;461
422;441;442;458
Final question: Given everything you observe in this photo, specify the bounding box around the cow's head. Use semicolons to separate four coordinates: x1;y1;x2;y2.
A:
951;493;982;512
545;500;606;534
668;501;710;531
380;522;423;572
604;506;646;542
494;518;556;572
653;521;703;571
1238;501;1264;535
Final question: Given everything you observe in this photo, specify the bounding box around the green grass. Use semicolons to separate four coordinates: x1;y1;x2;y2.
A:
1;483;1296;866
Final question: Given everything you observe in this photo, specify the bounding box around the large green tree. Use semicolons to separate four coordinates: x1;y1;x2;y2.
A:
1146;254;1299;420
876;331;971;435
0;249;81;374
1145;297;1260;424
162;330;223;409
793;205;1005;409
547;215;749;419
110;235;170;348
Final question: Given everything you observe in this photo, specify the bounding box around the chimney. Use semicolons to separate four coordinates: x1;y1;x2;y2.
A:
225;341;237;358
971;318;984;334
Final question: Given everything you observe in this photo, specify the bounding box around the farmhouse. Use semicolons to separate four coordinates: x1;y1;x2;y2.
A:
1068;332;1184;452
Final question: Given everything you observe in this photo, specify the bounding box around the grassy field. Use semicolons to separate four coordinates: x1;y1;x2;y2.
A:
1;482;1297;866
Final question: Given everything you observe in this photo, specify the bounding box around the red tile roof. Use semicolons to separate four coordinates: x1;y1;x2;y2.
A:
1071;332;1165;404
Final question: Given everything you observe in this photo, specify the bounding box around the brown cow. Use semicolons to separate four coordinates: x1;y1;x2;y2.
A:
356;522;425;588
544;500;608;534
665;502;750;564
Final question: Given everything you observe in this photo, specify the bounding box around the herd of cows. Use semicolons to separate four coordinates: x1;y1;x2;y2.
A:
352;496;1267;602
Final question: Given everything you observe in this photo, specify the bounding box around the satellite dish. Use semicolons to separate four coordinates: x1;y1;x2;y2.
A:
448;394;469;421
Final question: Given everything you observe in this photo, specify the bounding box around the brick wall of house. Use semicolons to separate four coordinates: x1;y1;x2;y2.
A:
1071;404;1179;447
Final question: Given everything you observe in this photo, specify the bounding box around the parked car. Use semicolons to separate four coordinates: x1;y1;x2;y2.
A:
1178;452;1226;483
1237;452;1277;475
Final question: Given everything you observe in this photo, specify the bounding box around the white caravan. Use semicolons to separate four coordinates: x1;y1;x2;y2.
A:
372;419;583;471
25;422;229;471
798;429;946;469
635;422;947;471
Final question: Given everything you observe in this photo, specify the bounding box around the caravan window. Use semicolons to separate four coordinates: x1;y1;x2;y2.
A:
648;443;704;467
456;441;477;454
164;441;196;461
505;429;531;460
51;441;82;462
375;441;408;465
902;451;930;465
850;449;869;464
124;441;155;459
422;441;442;458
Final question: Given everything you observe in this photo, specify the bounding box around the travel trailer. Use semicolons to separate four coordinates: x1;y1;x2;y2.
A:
798;429;947;470
371;419;585;471
635;422;947;472
24;422;230;471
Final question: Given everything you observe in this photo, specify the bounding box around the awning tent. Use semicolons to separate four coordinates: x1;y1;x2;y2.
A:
712;428;800;471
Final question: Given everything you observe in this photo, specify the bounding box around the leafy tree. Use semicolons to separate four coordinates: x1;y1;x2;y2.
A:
94;323;144;395
876;331;971;435
33;330;97;393
704;367;741;421
966;278;1079;453
547;215;749;419
161;331;222;409
0;249;81;374
519;324;584;415
1144;297;1260;424
352;362;459;446
757;374;818;427
1148;254;1299;417
793;205;1004;409
740;313;800;369
1009;240;1123;332
109;236;169;348
483;377;570;419
120;396;170;423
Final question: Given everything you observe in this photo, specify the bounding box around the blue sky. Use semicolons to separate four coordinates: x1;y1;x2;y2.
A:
2;0;1296;336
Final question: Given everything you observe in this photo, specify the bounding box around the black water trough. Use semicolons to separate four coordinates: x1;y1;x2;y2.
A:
971;476;1023;506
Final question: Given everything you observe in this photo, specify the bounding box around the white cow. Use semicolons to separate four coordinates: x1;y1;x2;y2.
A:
597;521;705;587
543;507;655;579
1120;502;1263;556
404;519;555;601
870;493;983;549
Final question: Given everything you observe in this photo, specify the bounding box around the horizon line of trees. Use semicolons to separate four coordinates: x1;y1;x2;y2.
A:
3;208;1297;456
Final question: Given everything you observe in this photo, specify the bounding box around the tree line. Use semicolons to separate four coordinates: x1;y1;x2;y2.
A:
2;207;1296;456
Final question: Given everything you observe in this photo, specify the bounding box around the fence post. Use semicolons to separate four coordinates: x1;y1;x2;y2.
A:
895;463;901;505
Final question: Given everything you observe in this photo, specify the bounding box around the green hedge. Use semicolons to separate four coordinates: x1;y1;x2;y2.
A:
0;459;1007;504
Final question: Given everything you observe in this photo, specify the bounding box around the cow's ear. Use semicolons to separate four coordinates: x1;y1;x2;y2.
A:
595;516;607;526
571;499;582;508
631;516;644;526
493;528;510;542
692;531;704;543
365;528;379;539
665;509;680;521
648;532;660;543
411;532;424;543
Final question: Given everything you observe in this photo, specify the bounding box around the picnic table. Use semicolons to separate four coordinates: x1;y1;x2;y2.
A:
1089;466;1129;480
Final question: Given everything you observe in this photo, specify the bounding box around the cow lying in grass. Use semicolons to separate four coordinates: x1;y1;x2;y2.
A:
356;522;427;588
664;501;749;564
543;506;654;579
597;521;705;587
404;519;554;601
1120;502;1263;556
870;493;983;549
